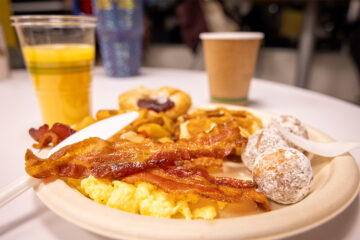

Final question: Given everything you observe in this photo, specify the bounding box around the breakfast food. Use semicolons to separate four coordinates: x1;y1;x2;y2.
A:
74;86;192;142
174;108;262;157
175;107;263;140
268;115;309;151
123;167;269;210
268;115;308;140
241;128;289;171
118;86;191;119
29;123;76;149
110;109;176;142
71;176;216;219
252;147;313;204
25;124;269;210
242;115;309;171
26;124;269;210
25;125;246;179
25;122;270;218
25;86;316;220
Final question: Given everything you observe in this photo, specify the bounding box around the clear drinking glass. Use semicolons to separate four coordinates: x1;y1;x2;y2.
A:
11;15;97;126
92;0;144;77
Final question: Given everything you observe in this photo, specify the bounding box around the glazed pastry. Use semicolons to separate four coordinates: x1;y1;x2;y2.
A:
252;147;313;204
118;86;191;119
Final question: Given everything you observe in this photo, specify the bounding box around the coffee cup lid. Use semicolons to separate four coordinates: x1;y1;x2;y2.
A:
200;32;264;40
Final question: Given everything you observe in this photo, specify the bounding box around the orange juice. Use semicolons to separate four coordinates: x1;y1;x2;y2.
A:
23;44;95;126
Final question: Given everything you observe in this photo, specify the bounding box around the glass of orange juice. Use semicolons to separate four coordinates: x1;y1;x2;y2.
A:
11;15;96;126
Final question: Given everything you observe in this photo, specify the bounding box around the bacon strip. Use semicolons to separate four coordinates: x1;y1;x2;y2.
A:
29;123;76;149
176;157;223;169
25;125;247;179
123;167;270;211
160;166;253;188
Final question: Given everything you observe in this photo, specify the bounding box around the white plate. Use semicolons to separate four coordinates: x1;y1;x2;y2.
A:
34;105;360;240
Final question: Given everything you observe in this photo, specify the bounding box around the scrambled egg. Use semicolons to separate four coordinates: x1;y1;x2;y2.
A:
69;175;220;220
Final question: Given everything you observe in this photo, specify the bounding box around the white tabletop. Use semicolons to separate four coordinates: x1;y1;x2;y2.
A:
0;67;359;240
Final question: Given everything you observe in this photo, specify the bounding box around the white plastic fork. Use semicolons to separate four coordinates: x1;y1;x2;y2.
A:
0;111;139;207
274;122;360;157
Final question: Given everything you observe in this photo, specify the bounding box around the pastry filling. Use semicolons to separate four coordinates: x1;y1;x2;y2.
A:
137;97;175;112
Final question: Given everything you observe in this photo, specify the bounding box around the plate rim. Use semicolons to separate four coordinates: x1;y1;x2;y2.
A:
34;104;360;240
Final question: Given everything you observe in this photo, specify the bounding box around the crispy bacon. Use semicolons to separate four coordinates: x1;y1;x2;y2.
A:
160;166;252;188
25;123;269;210
25;125;247;179
123;166;270;211
176;157;223;169
29;123;76;149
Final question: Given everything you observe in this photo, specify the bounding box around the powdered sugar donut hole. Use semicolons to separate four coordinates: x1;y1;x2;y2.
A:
241;128;290;171
268;115;308;140
252;147;313;204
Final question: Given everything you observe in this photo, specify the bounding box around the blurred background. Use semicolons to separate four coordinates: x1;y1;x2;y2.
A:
1;0;360;105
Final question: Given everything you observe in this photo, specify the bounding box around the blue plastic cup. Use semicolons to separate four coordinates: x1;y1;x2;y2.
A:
92;0;144;77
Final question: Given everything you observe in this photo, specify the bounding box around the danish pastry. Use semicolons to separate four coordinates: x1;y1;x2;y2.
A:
118;86;191;119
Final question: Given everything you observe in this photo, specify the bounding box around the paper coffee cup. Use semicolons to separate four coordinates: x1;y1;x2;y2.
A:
200;32;264;105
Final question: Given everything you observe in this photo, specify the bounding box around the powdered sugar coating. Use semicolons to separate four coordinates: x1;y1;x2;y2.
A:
252;147;313;204
241;128;290;171
268;115;309;141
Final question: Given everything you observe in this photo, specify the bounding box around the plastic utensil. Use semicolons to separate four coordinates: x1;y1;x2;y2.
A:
274;122;360;157
0;111;139;207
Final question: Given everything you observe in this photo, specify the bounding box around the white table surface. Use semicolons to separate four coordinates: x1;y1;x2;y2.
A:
0;67;359;240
